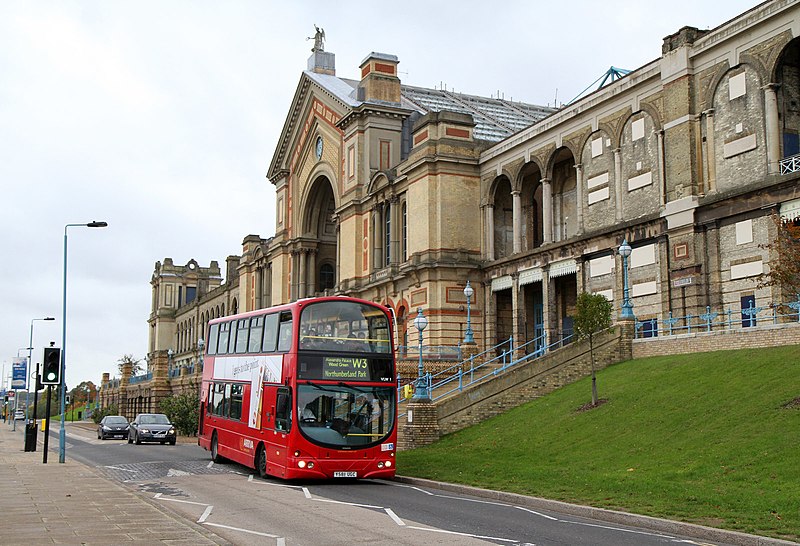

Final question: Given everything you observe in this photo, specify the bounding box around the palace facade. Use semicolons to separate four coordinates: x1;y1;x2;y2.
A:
101;0;800;415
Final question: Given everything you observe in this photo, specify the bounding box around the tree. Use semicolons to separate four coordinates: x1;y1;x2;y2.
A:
574;292;613;406
117;354;144;376
159;391;199;436
758;214;800;298
69;381;96;406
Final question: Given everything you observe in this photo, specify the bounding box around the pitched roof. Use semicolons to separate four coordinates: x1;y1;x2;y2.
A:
304;70;556;142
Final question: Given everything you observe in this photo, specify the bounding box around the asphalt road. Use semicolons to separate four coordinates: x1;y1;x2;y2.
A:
55;424;732;546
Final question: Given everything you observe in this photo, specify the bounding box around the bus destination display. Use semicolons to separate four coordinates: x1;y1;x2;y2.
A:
298;355;393;382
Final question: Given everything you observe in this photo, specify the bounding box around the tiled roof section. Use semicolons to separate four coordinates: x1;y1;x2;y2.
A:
400;85;555;142
304;70;555;142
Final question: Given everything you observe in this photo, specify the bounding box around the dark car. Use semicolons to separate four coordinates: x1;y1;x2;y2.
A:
128;413;176;445
97;415;129;440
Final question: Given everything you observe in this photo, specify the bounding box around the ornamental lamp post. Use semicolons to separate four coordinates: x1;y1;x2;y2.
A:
618;239;635;320
60;220;108;464
463;280;474;344
412;308;429;400
197;338;205;372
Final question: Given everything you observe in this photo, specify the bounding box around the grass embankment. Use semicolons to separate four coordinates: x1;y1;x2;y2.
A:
397;345;800;541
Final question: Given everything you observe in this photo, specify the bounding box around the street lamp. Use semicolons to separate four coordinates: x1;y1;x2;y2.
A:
197;338;205;372
463;280;474;344
412;308;429;400
618;239;635;320
28;317;55;421
60;221;108;464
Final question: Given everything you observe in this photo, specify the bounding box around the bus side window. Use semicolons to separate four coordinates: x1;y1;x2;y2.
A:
263;314;278;352
275;387;292;431
229;384;243;421
207;324;220;355
278;312;293;352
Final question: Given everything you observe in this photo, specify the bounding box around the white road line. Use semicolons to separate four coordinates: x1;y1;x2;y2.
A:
406;525;518;543
197;505;214;523
104;465;137;472
302;487;312;499
434;493;510;507
389;483;435;495
207;461;214;468
277;538;285;546
203;522;281;538
312;497;384;509
515;505;559;521
565;519;674;538
248;474;254;482
385;508;405;526
156;497;211;507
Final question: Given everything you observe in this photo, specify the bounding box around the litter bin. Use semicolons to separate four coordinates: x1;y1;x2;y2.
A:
24;421;37;452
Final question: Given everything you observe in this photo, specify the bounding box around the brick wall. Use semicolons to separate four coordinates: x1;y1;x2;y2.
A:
632;321;800;358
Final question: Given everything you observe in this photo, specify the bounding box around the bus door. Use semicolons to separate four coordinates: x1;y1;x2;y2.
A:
266;386;291;477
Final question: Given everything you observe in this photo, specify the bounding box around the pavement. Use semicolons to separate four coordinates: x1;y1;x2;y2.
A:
0;419;795;546
0;419;228;545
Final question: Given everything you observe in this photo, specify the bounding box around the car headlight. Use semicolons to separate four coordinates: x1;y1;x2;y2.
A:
169;428;176;435
140;428;150;433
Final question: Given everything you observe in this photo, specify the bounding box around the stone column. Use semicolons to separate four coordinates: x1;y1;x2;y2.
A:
485;204;495;260
613;150;623;222
308;249;317;296
574;164;584;235
763;83;780;174
511;274;521;358
390;196;400;264
656;130;666;205
298;249;307;299
542;270;554;346
512;190;522;254
542;178;553;244
703;110;716;192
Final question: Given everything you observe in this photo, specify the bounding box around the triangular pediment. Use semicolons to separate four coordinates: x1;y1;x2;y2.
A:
267;72;358;182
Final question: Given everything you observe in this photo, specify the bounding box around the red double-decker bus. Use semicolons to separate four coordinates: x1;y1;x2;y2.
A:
198;296;397;479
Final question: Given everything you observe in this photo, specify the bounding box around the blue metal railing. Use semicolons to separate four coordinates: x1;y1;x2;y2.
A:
128;372;152;385
168;367;181;378
396;331;574;417
396;344;462;361
634;295;800;339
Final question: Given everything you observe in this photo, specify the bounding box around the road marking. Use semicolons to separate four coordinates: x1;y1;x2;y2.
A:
389;483;435;495
105;465;137;472
167;468;191;477
154;495;210;507
406;525;518;543
312;497;384;509
277;538;285;546
565;519;675;538
203;522;281;538
435;493;510;507
385;508;405;526
197;505;214;523
515;505;559;521
302;487;312;499
207;461;214;468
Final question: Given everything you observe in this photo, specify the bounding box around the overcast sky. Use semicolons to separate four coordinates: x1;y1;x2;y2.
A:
0;0;759;390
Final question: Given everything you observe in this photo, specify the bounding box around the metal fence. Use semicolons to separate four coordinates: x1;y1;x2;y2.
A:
780;153;800;175
128;372;152;385
396;331;574;417
634;295;800;339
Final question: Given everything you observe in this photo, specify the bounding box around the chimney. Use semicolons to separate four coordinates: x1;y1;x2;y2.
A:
358;52;400;104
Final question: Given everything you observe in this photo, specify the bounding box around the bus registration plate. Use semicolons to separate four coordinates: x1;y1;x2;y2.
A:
334;471;357;478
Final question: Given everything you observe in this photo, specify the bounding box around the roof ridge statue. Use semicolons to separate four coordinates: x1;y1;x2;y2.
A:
308;25;325;53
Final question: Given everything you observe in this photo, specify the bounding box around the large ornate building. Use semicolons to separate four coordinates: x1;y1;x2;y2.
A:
102;0;800;414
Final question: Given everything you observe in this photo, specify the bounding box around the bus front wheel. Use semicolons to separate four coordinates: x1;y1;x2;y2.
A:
256;445;268;479
210;432;225;464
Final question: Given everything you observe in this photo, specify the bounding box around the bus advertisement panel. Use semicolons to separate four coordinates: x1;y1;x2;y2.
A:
198;297;397;480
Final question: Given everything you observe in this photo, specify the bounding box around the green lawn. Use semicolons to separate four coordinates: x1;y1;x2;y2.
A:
397;345;800;541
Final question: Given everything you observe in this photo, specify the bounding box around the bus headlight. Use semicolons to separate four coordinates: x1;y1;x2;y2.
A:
385;461;392;468
298;460;307;468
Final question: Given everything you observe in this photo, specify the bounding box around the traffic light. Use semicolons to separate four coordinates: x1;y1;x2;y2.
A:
42;347;61;385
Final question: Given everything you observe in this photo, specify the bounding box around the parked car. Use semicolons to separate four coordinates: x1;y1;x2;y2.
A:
13;410;25;420
128;413;176;445
97;415;129;440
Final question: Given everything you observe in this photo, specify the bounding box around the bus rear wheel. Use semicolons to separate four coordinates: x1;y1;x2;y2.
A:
256;445;268;479
210;432;225;464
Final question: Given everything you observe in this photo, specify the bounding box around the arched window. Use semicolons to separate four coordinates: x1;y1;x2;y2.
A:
320;263;335;290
